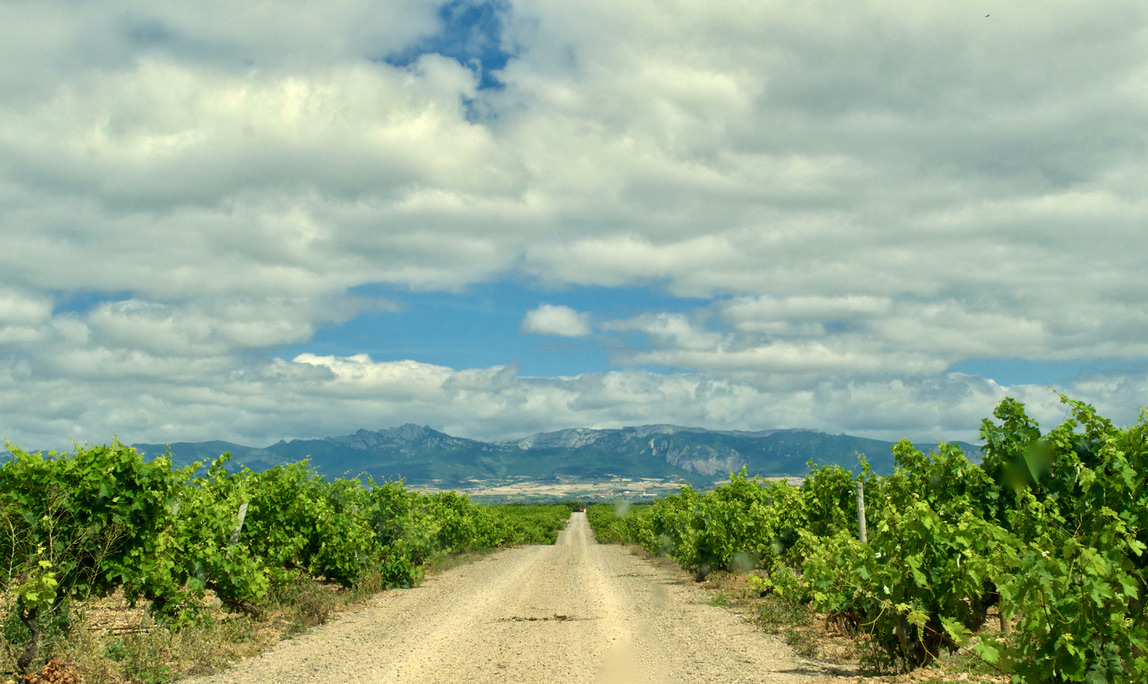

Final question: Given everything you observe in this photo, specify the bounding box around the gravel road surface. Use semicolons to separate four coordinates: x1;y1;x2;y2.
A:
184;512;841;683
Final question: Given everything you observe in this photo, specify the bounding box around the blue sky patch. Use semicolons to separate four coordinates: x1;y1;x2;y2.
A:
51;290;135;316
384;0;514;90
949;358;1147;387
275;282;708;377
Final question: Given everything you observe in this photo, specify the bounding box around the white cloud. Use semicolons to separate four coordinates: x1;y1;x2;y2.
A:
521;304;592;337
0;1;1145;450
3;346;1140;451
0;290;53;346
602;312;721;352
722;296;893;329
0;290;52;325
0;57;514;205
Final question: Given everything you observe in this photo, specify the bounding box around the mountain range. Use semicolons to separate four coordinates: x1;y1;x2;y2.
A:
130;424;981;487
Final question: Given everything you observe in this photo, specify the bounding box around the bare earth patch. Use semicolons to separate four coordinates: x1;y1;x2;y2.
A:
179;513;844;683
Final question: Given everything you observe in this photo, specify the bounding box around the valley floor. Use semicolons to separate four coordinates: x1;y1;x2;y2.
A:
424;475;806;502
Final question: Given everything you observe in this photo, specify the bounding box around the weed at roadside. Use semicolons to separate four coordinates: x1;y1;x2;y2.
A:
349;569;384;603
754;595;810;633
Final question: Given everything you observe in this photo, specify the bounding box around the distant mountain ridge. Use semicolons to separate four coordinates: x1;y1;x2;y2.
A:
131;424;981;487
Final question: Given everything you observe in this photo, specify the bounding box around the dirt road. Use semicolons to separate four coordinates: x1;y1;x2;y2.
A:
185;512;839;683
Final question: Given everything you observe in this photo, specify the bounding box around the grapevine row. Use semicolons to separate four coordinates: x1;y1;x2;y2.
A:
587;395;1148;683
0;448;571;674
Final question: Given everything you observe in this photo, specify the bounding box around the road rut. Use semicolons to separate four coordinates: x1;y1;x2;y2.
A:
185;512;840;683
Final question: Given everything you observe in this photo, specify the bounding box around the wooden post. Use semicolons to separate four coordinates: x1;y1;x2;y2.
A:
229;502;249;547
855;481;867;543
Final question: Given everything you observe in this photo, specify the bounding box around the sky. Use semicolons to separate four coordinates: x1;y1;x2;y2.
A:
1;0;1146;450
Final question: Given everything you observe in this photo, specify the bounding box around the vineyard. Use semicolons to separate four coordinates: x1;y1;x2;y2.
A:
3;394;1145;683
587;395;1148;683
0;447;572;679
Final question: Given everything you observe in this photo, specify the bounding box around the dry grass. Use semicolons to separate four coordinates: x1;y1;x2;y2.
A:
1;578;381;683
58;612;271;684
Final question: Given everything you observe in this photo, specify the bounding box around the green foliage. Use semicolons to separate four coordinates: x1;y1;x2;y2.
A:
587;397;1148;681
167;456;268;615
485;504;572;545
805;503;1011;670
0;441;187;669
606;471;807;579
1;444;575;673
4;396;1145;682
586;503;636;545
798;461;861;540
805;440;1014;670
977;398;1148;683
14;555;57;614
0;441;185;607
363;483;503;586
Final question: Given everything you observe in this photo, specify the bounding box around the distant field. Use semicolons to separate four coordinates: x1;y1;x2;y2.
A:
426;474;805;504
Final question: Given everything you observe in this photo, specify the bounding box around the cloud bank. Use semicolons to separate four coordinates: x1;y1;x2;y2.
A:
0;0;1145;449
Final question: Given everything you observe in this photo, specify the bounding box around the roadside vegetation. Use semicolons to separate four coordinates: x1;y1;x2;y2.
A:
587;395;1148;683
0;446;573;682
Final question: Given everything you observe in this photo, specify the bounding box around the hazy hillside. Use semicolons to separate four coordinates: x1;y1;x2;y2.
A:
131;424;981;486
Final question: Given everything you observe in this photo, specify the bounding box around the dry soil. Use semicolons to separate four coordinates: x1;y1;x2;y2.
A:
182;512;844;683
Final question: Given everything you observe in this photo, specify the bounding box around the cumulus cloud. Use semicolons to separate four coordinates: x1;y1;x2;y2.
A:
0;0;1145;449
521;304;592;337
3;346;1139;451
595;291;1148;389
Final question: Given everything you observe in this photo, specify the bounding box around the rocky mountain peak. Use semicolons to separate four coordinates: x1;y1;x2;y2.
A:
387;423;433;441
516;427;605;450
